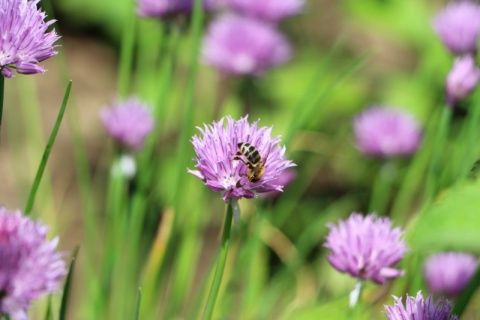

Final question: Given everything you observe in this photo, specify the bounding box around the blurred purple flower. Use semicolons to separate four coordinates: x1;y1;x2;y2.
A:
188;115;295;201
226;0;303;22
259;168;296;199
324;212;407;284
202;15;291;76
432;1;480;55
136;0;218;18
384;292;458;320
0;208;66;320
354;107;422;158
101;97;155;151
446;55;480;106
424;252;477;297
0;0;60;78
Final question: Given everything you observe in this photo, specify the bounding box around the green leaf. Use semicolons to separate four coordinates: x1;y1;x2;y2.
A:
407;182;480;252
59;246;80;320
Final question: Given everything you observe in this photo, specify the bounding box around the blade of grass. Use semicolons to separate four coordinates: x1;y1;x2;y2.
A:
452;266;480;318
117;0;136;98
135;288;142;320
59;245;80;320
44;295;53;320
24;80;72;215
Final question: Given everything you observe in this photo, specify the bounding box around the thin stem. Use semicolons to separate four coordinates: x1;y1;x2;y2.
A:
0;75;4;136
202;202;234;320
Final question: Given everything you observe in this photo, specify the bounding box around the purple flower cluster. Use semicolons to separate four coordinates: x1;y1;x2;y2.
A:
433;2;480;106
101;97;155;151
353;107;422;158
424;252;477;297
202;0;303;76
0;0;60;78
136;0;218;19
188;116;295;201
384;292;458;320
202;15;291;76
433;1;480;55
324;212;407;284
226;0;303;23
446;55;480;106
0;208;66;320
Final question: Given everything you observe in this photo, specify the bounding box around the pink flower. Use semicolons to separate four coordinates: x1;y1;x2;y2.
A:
325;213;407;284
188;116;295;201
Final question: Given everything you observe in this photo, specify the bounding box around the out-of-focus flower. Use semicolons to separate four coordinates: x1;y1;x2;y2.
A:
424;252;477;297
101;97;155;151
136;0;218;19
0;208;66;320
259;168;296;199
202;15;291;76
226;0;303;22
0;0;60;78
432;1;480;55
324;212;407;284
353;107;422;158
446;55;480;106
384;292;458;320
188;115;295;201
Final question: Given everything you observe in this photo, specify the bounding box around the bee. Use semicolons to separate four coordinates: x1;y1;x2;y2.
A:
233;142;266;182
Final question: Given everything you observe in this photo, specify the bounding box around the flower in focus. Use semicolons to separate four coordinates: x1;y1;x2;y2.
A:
384;292;458;320
432;1;480;55
446;55;480;106
0;208;66;320
202;15;291;76
353;107;422;158
188;115;295;201
0;0;60;78
226;0;303;22
101;97;155;151
324;212;407;284
136;0;218;19
424;252;477;297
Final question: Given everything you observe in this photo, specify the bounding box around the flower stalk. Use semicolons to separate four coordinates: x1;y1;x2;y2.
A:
202;201;234;320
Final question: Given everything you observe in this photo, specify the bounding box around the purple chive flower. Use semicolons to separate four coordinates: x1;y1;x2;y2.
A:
188;115;295;201
446;55;480;106
0;208;66;320
226;0;303;22
202;15;291;76
0;0;60;78
354;107;422;158
324;213;407;284
424;252;477;297
384;292;458;320
136;0;217;18
432;1;480;55
101;97;155;151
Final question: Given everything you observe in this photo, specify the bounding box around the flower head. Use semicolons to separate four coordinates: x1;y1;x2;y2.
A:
0;208;66;320
324;213;407;284
202;15;291;76
0;0;60;78
101;97;155;151
446;55;480;106
226;0;303;22
136;0;218;19
424;252;477;297
188;115;295;201
354;107;422;158
432;1;480;55
384;292;458;320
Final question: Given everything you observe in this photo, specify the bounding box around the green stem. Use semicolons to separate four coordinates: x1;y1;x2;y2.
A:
453;266;480;318
202;202;233;320
425;106;451;203
0;75;4;135
117;0;136;98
